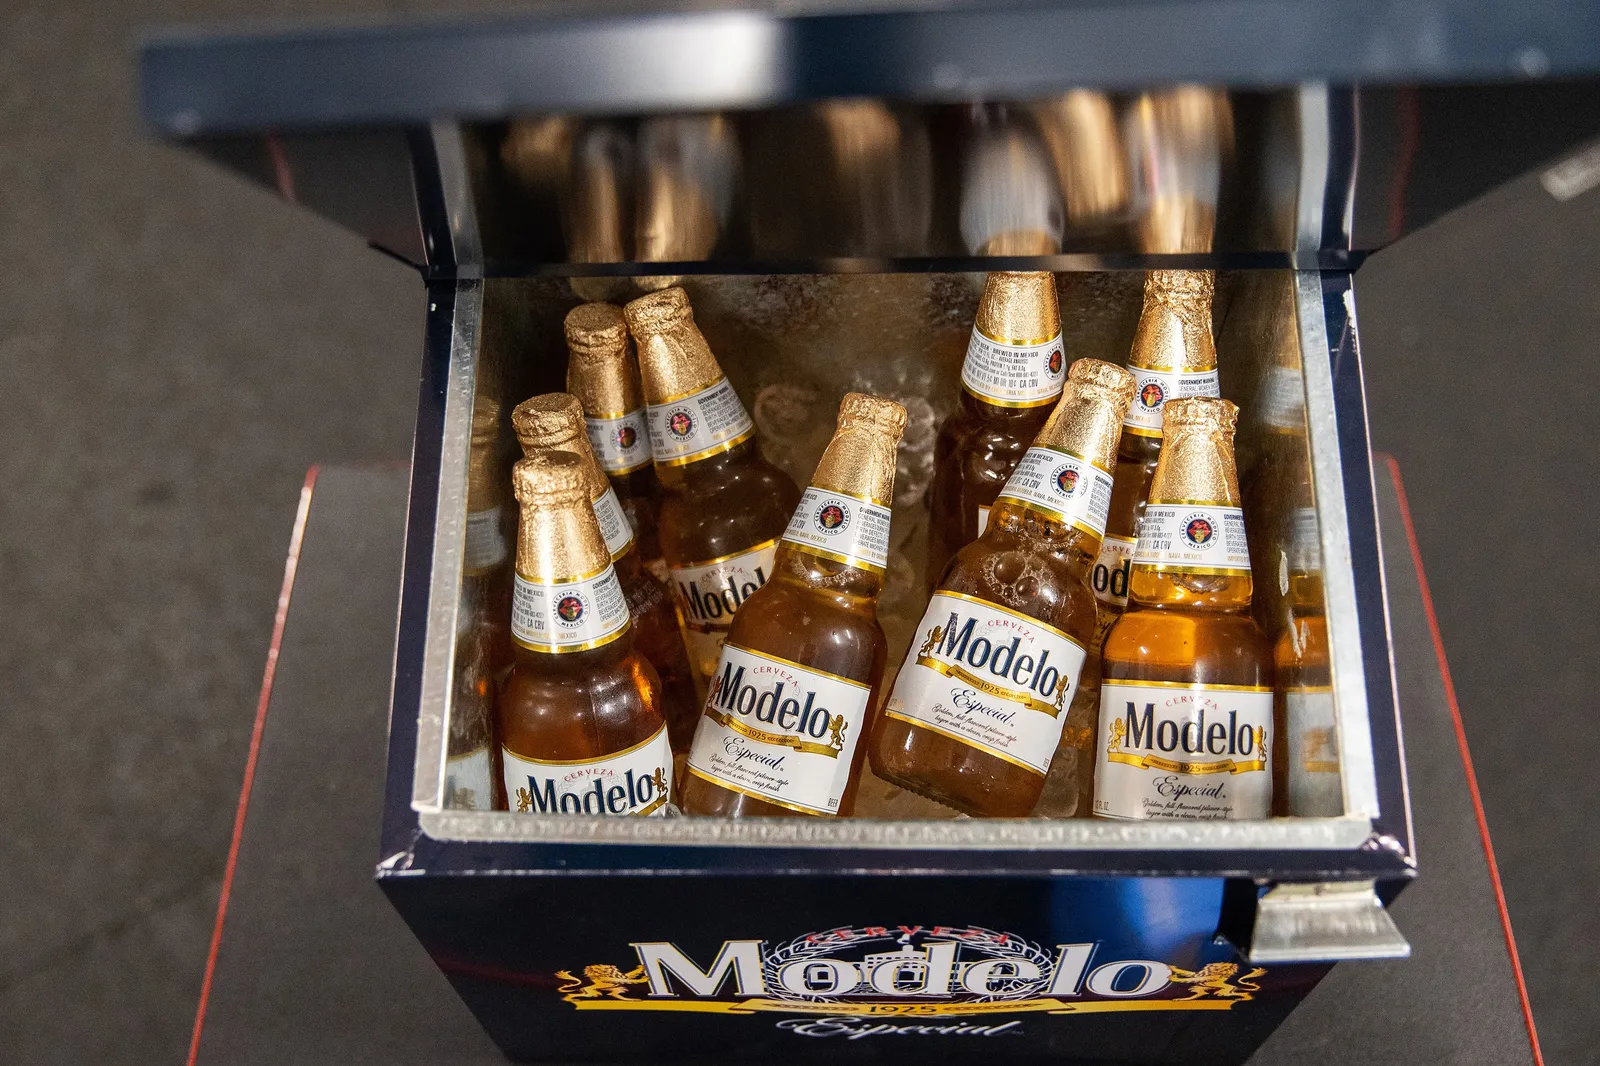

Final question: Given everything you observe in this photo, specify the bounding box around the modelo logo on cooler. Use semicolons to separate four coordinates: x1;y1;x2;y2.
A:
555;924;1269;1033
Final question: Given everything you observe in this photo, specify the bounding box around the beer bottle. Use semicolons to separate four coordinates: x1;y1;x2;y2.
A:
1092;270;1220;653
497;453;674;816
623;287;801;691
874;359;1136;817
1094;398;1274;821
1276;499;1340;815
511;393;699;752
682;394;907;818
926;272;1066;592
563;302;666;580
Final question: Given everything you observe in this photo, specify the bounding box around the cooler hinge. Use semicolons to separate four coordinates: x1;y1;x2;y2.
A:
1248;880;1411;964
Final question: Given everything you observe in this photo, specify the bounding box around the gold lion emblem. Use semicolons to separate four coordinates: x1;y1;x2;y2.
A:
1168;962;1266;1000
515;786;532;813
1052;674;1070;715
827;714;848;751
557;963;649;1002
918;624;944;659
1107;717;1127;753
1253;725;1267;758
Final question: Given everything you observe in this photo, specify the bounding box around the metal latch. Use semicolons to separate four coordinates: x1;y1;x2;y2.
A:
1248;881;1411;964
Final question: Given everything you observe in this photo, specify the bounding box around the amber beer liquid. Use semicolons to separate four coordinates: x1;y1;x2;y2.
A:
496;453;673;817
680;394;906;818
926;272;1066;592
1094;398;1274;821
562;302;667;579
511;393;699;752
1276;503;1340;816
874;359;1136;817
624;287;800;691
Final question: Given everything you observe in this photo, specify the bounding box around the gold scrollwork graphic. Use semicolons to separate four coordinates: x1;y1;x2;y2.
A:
914;654;1067;718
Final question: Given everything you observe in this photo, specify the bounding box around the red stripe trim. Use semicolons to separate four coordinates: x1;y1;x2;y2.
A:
1380;453;1544;1066
186;466;320;1066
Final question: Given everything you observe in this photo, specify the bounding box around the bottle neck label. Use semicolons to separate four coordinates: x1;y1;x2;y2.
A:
886;591;1087;777
646;376;755;466
444;747;493;811
781;487;892;573
1122;367;1220;437
1093;681;1273;820
1133;504;1251;575
511;565;631;653
1286;687;1341;816
669;539;779;685
592;485;637;561
585;409;654;475
960;327;1066;409
464;505;508;575
504;725;673;817
995;446;1115;541
688;643;872;816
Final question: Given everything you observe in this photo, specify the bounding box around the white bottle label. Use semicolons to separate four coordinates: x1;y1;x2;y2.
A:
463;505;508;574
1091;533;1137;611
647;377;755;466
1094;681;1273;820
960;328;1066;408
511;565;631;653
885;592;1087;776
977;505;990;536
1122;367;1221;435
444;747;493;811
996;446;1115;540
689;643;872;815
592;485;637;561
669;539;778;681
504;725;673;816
585;409;653;475
1134;504;1251;574
1286;687;1342;816
781;487;892;573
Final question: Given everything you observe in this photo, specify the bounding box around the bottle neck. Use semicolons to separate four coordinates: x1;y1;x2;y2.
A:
986;499;1101;567
1128;569;1253;612
957;387;1059;425
771;542;884;605
653;435;761;490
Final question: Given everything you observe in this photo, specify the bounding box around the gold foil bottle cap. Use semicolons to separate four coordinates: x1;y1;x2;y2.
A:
810;392;907;505
623;287;726;404
564;303;644;418
1033;359;1136;471
511;453;613;581
975;272;1060;344
1127;269;1217;372
1148;397;1242;505
511;393;611;499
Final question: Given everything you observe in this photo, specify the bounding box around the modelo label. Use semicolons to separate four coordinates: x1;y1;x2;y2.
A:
647;377;755;466
504;725;672;816
885;592;1087;776
995;447;1114;540
592;485;637;561
511;566;631;653
1094;681;1273;820
781;487;892;573
585;409;653;475
444;746;493;811
1123;367;1221;435
463;505;508;575
1286;686;1341;816
960;328;1066;408
1134;504;1250;573
688;643;871;815
1091;533;1136;611
670;539;778;681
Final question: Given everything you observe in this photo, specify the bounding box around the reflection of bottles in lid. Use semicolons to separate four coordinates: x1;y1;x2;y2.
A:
1032;91;1129;226
874;360;1134;818
562;123;634;303
465;392;511;579
1094;398;1274;822
1125;86;1230;254
634;116;736;292
927;271;1064;593
682;394;906;819
496;453;673;817
960;110;1063;256
511;392;699;752
624;287;801;693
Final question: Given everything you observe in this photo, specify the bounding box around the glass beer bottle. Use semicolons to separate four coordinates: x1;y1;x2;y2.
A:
1094;398;1274;821
873;359;1136;816
681;394;906;818
511;393;699;752
624;286;801;691
563;302;667;580
497;453;674;817
1276;498;1341;816
926;272;1065;593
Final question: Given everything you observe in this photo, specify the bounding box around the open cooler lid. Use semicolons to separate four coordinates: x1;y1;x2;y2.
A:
139;0;1600;276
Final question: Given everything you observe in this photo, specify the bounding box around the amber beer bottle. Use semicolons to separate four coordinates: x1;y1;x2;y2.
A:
1094;398;1274;821
496;453;673;816
926;272;1066;591
511;393;699;751
624;287;801;690
874;359;1136;816
681;394;906;817
563;302;666;579
1276;501;1340;816
1093;271;1220;651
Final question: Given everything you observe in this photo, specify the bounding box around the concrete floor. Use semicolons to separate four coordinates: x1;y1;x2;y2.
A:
0;2;1596;1063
